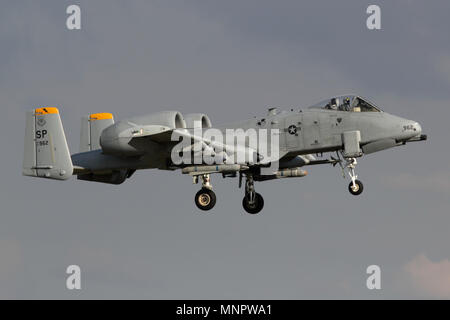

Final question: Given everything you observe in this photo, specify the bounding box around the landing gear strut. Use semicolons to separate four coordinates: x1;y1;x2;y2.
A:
194;174;216;211
344;157;364;196
242;174;264;214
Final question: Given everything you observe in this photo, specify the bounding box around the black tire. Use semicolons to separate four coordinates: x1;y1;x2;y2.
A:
195;188;216;211
348;180;364;196
242;192;264;214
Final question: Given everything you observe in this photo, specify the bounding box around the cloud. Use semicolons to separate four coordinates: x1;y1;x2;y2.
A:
404;254;450;298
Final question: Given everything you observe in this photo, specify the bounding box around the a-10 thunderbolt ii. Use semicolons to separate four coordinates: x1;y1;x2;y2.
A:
23;95;426;214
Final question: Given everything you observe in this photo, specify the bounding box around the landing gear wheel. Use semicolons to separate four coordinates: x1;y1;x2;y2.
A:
195;188;216;211
348;180;364;196
242;192;264;214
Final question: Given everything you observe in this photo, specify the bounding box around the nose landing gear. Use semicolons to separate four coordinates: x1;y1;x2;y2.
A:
333;152;365;196
344;157;364;196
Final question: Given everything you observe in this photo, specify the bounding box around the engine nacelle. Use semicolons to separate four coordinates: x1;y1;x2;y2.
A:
184;113;212;128
100;111;186;155
77;169;131;185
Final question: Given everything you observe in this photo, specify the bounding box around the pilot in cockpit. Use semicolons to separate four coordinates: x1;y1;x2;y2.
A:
340;97;351;111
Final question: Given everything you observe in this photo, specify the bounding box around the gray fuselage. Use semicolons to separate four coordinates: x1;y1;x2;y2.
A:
71;107;423;175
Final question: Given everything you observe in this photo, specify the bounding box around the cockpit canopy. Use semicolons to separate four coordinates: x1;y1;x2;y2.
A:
308;95;381;112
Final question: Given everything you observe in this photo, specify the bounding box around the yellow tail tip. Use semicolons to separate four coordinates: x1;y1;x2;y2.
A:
35;107;59;114
89;113;113;121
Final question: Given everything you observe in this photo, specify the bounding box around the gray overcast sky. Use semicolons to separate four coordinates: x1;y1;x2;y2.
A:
1;0;449;299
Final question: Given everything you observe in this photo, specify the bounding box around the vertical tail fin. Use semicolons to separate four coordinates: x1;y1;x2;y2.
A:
79;113;114;152
23;107;73;180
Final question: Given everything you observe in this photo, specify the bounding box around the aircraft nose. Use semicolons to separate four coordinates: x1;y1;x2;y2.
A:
399;120;425;142
394;118;423;142
402;120;427;142
412;121;422;135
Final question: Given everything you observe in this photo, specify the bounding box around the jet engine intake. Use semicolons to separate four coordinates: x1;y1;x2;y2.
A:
184;113;212;128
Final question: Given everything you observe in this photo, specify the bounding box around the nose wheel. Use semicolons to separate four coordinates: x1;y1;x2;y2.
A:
348;179;364;195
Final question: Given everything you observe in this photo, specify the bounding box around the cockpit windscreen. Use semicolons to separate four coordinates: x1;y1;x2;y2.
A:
309;95;381;112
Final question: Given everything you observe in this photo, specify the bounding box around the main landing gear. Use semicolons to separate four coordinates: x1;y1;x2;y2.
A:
194;174;217;211
192;172;264;214
242;174;264;214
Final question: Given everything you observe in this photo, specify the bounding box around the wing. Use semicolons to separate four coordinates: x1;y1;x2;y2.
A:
130;127;287;167
278;153;340;169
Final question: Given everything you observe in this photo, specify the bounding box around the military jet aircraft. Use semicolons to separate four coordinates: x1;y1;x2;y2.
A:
23;95;426;214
